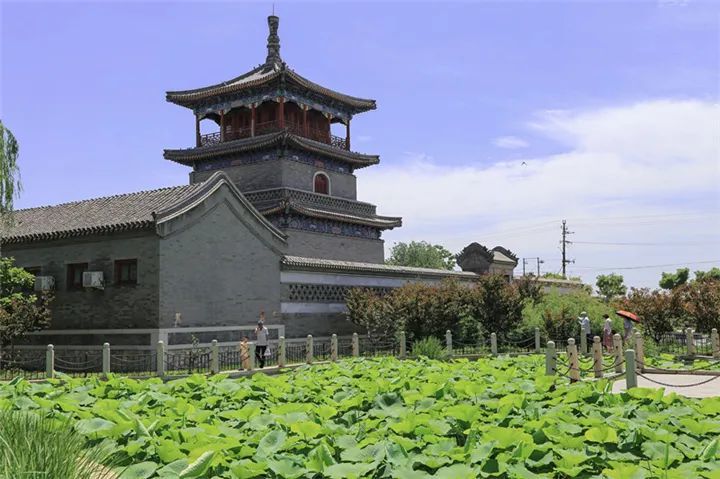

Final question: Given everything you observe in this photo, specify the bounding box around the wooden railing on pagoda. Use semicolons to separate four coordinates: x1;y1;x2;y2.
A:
200;120;348;151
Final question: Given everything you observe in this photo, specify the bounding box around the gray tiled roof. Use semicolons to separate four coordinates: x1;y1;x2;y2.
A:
1;183;207;244
281;256;478;278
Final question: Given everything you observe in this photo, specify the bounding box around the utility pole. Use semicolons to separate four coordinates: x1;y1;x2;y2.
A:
522;257;544;276
561;219;574;279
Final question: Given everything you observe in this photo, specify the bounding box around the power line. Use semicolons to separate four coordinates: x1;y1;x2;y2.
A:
574;240;720;246
572;260;720;272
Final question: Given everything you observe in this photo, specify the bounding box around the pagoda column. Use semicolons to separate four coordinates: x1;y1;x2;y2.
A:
195;114;201;147
220;110;225;142
326;114;332;144
278;97;285;129
345;119;350;151
251;103;256;137
302;105;308;137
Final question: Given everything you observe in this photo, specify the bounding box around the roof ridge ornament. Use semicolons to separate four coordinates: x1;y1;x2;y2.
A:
265;15;281;65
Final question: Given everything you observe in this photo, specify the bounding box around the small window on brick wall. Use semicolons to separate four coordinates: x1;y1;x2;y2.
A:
314;172;329;195
67;263;88;290
115;259;138;285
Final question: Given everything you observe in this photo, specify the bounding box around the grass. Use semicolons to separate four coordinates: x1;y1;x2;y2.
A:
0;410;116;479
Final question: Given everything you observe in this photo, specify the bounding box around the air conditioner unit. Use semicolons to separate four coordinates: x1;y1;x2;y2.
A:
34;276;55;292
82;271;104;290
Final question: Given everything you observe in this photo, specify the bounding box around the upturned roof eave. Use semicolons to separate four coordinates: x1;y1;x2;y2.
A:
163;131;380;167
259;202;402;230
165;63;376;113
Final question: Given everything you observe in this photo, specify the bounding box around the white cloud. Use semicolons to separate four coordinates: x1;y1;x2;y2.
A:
359;99;720;288
493;136;529;149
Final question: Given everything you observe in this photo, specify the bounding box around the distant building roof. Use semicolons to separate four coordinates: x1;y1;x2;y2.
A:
163;131;380;168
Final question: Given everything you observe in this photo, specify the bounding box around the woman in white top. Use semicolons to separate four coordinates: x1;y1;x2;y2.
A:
255;321;269;368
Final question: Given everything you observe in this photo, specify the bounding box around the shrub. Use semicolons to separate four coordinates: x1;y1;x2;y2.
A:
0;410;115;478
346;276;525;345
411;337;447;360
521;289;617;341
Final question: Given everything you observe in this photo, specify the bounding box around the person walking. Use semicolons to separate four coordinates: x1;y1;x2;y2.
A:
578;311;591;346
623;316;634;343
255;320;269;368
602;315;613;353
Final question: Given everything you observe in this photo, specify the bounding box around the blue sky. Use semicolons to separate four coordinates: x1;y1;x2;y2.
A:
2;1;719;288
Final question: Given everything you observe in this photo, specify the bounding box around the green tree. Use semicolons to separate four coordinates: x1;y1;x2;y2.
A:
659;267;689;290
694;267;720;282
386;241;456;270
617;287;685;341
0;257;52;346
595;273;627;301
0;120;21;259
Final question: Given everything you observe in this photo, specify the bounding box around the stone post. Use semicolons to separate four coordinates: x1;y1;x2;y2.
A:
634;332;644;373
490;333;498;356
567;338;580;382
248;343;256;370
45;344;54;379
330;334;338;362
352;333;359;357
156;341;166;377
592;336;603;378
625;349;637;389
102;343;110;378
211;340;219;374
686;328;696;356
545;341;556;376
445;330;453;358
712;329;719;359
613;334;624;374
278;336;286;367
534;327;541;354
306;335;313;364
399;331;406;359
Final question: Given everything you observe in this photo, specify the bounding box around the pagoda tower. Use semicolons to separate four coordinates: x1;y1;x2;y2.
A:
164;15;401;264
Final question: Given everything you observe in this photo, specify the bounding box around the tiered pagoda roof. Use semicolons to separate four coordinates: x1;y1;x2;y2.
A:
166;15;375;117
166;61;376;114
163;130;379;168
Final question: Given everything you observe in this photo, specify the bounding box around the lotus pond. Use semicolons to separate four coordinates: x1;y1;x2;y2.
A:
1;356;719;478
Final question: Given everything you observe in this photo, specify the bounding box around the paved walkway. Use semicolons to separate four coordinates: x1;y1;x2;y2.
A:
612;373;720;398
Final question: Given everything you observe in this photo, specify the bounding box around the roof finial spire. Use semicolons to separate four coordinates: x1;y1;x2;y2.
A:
266;13;281;65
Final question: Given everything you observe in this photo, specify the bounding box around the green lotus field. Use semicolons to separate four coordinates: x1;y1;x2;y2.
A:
1;356;719;478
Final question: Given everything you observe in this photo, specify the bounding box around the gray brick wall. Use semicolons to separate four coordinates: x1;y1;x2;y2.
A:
283;229;384;263
157;183;286;329
280;160;356;199
3;233;160;330
191;160;283;192
191;158;357;200
279;312;358;337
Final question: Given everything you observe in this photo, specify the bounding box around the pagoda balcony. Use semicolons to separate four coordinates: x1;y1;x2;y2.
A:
199;120;348;151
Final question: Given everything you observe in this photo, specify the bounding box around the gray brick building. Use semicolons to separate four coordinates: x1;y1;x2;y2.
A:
1;16;516;347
